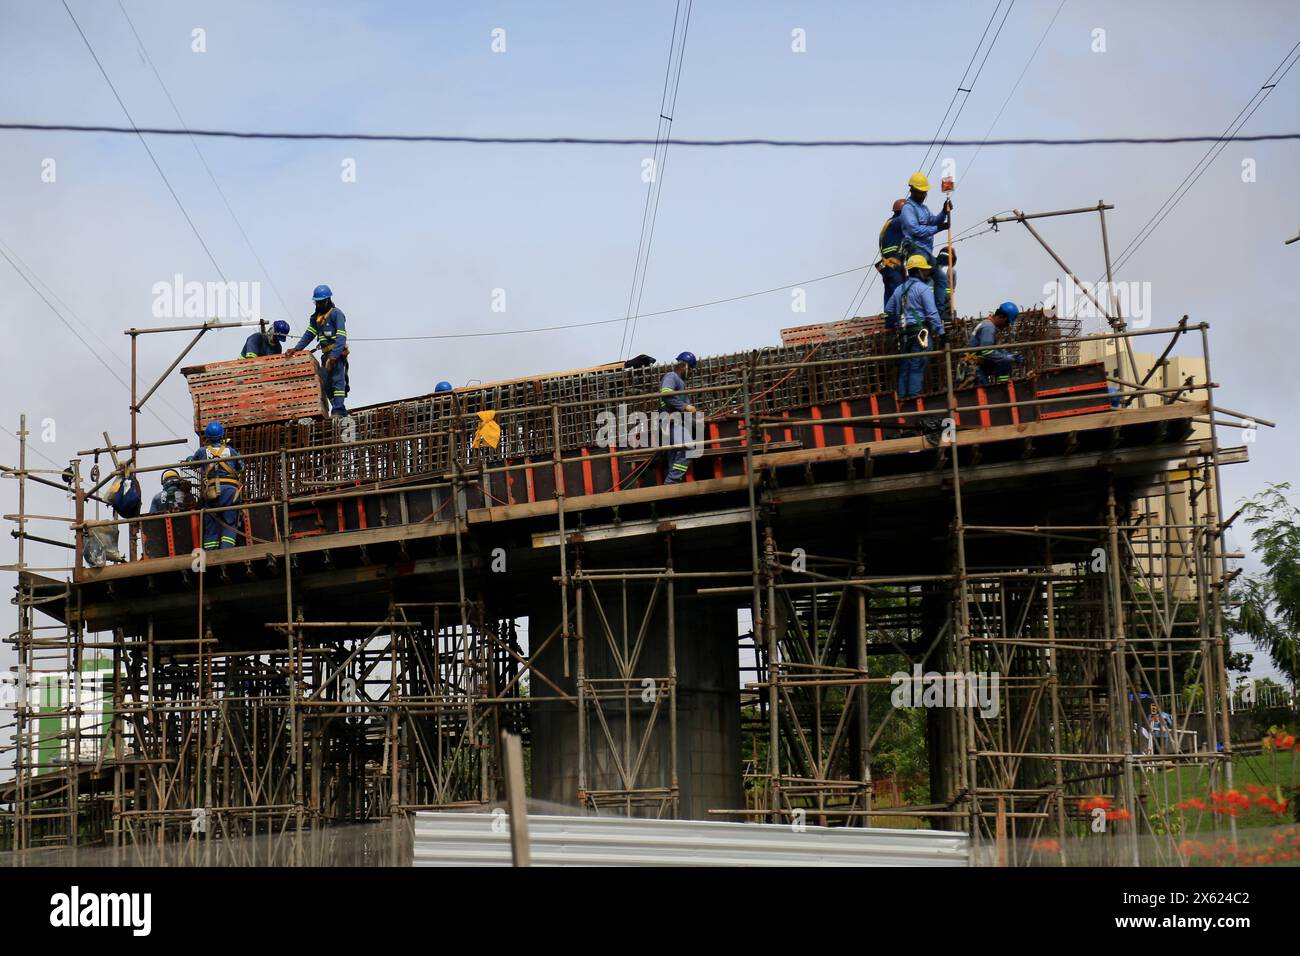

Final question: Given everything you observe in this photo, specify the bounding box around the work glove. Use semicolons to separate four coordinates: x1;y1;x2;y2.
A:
285;348;301;356
943;199;953;213
325;356;337;370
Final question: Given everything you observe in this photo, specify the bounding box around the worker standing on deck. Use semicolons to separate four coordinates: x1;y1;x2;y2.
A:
659;351;698;485
899;173;951;313
240;320;291;358
188;421;243;550
877;198;907;309
287;285;351;420
884;256;945;400
968;302;1024;386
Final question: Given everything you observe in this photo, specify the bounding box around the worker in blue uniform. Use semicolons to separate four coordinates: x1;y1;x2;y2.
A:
968;302;1024;385
899;172;951;316
934;247;955;322
188;420;244;549
884;255;945;400
149;468;194;513
659;351;698;485
877;198;907;309
287;285;350;417
240;320;291;358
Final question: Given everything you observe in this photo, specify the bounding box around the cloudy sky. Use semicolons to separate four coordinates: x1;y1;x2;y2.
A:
1;0;1297;682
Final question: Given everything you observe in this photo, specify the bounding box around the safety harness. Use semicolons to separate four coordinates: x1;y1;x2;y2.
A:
897;278;933;350
198;441;242;501
308;307;348;359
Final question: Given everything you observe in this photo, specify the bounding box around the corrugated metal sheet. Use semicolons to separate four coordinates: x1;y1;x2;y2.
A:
413;813;969;867
183;352;327;431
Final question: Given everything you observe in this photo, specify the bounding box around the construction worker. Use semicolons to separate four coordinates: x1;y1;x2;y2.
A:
240;320;291;358
968;302;1024;385
899;172;951;314
83;469;141;566
884;255;945;400
149;468;195;513
877;198;907;309
934;247;955;322
188;420;243;550
287;285;350;418
659;351;698;485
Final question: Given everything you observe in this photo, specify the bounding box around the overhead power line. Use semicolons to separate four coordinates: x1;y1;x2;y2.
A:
114;0;293;318
61;0;227;281
619;0;694;360
922;0;1018;177
0;424;64;469
4;122;1299;148
0;237;193;427
0;244;186;439
352;265;868;342
1060;36;1300;323
964;0;1067;181
1109;39;1300;275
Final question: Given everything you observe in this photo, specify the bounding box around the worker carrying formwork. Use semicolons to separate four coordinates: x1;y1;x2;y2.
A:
188;420;244;550
966;302;1024;386
659;351;698;485
884;255;945;401
240;319;291;358
286;284;351;420
899;172;952;319
876;198;907;309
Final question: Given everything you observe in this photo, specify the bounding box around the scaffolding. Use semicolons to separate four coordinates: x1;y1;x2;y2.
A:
1;213;1258;862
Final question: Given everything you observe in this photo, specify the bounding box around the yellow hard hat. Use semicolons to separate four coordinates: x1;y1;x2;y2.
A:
905;254;932;271
908;172;930;192
161;469;181;484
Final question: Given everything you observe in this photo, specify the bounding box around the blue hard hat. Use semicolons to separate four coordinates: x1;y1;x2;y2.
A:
675;351;698;369
312;284;333;301
204;420;225;441
435;381;453;392
996;302;1019;323
272;319;290;340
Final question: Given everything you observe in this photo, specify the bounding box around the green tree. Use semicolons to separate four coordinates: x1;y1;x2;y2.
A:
1229;483;1300;683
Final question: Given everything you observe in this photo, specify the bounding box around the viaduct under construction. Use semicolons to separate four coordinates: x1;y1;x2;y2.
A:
1;209;1253;865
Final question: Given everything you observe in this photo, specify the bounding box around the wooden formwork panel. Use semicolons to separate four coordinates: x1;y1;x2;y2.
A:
183;353;327;432
781;315;886;346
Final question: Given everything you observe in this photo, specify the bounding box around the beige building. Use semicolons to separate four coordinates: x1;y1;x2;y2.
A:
1078;339;1217;600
